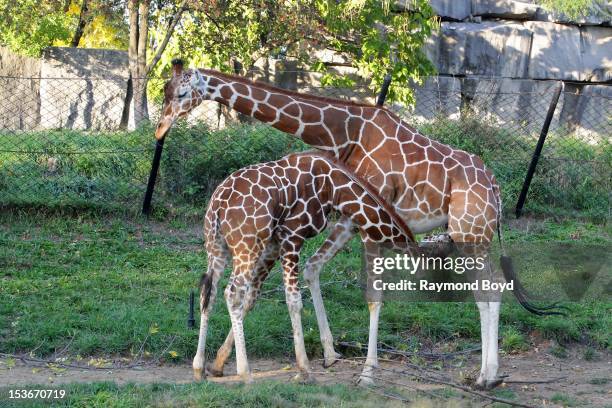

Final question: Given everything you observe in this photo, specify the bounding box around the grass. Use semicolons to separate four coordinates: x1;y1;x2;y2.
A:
1;210;610;365
0;381;400;408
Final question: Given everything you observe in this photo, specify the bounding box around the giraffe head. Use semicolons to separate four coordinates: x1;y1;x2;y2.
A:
155;59;209;140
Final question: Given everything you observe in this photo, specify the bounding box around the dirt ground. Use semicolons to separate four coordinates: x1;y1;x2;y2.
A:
1;344;609;407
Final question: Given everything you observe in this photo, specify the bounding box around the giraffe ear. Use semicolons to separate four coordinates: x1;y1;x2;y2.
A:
171;58;184;77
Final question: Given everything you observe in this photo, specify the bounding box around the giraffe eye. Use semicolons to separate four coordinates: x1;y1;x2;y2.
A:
178;91;188;98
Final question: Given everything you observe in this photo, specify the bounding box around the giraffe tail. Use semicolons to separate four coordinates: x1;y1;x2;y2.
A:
200;271;213;310
490;181;568;316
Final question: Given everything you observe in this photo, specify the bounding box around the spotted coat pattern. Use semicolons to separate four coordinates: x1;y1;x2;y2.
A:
157;62;504;388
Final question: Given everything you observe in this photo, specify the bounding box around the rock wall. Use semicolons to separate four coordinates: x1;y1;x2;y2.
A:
414;0;611;138
39;47;130;130
0;47;41;130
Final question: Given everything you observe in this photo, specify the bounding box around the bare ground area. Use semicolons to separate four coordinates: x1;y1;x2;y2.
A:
1;344;610;407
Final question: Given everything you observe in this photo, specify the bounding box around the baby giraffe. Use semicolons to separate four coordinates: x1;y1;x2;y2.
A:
194;152;416;383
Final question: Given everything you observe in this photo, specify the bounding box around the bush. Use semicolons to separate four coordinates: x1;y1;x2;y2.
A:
0;116;608;221
159;122;307;204
418;115;610;221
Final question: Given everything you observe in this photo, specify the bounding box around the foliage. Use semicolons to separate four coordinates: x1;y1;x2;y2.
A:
0;0;73;57
313;0;437;105
537;0;602;19
0;0;128;57
152;0;438;106
1;115;609;220
161;122;307;202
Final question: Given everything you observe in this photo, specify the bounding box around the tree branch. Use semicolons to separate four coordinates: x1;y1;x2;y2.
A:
145;0;187;77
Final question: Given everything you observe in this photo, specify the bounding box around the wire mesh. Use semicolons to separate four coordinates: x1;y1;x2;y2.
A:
0;74;609;220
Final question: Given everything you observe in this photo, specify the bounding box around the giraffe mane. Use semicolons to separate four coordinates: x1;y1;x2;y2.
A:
199;68;384;109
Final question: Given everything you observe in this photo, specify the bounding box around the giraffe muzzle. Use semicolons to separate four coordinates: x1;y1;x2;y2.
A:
154;119;172;140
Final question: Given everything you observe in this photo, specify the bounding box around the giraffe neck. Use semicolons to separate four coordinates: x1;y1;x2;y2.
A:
198;70;360;156
319;159;414;247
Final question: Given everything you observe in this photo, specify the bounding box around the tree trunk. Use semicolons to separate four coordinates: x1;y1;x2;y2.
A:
123;0;185;128
70;0;89;47
129;0;150;126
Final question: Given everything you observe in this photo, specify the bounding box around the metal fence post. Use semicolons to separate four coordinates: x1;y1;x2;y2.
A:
376;74;393;107
515;82;564;219
142;138;165;216
188;289;195;329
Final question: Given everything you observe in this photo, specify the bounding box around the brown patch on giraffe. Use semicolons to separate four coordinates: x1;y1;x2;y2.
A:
465;166;477;185
346;116;364;139
377;111;399;136
302;125;332;147
283;103;300;117
362;123;385;151
219;85;233;100
403;144;426;165
363;205;380;224
251;87;267;101
232;83;249;96
408;163;429;186
476;169;489;187
278;114;300;134
413;134;431;148
426;146;444;163
255;103;276;122
268;94;292;108
427;163;445;187
361;107;376;120
207;77;222;87
365;226;383;241
300;104;322;123
432;140;452;156
235;96;254;115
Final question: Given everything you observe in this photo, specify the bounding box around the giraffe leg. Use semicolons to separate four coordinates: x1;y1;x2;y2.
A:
225;280;252;383
471;254;502;389
193;243;228;381
224;250;265;383
303;216;355;367
280;238;312;382
476;301;491;387
358;242;382;386
208;242;279;377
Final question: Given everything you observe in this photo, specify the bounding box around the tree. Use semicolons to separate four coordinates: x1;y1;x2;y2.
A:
152;0;439;106
126;0;186;126
0;0;128;56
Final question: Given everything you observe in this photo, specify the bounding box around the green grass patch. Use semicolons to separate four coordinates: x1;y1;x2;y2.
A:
0;381;395;408
1;212;609;364
550;392;580;407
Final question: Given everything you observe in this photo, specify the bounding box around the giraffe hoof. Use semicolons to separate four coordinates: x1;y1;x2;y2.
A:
207;363;224;377
293;371;315;384
356;374;375;387
474;377;504;390
193;368;206;382
240;373;254;384
323;352;342;368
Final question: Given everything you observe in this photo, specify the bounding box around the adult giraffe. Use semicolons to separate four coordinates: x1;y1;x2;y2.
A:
155;59;560;388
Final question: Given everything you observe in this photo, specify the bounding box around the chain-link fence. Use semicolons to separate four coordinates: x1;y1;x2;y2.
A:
0;74;609;220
